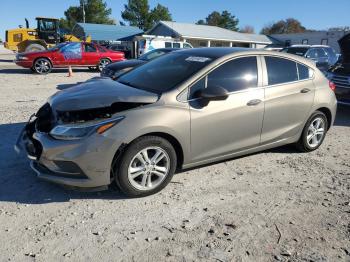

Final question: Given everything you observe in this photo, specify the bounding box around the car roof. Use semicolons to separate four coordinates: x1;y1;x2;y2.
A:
174;47;248;58
288;45;331;48
172;47;317;69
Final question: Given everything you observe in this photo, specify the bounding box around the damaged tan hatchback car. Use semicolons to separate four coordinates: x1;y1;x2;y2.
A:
16;48;337;197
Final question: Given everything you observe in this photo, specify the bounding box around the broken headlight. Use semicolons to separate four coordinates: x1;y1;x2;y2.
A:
49;116;124;140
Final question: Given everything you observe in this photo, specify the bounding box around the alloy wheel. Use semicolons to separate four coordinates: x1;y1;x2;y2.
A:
98;59;110;71
34;59;51;74
127;147;170;191
306;117;325;148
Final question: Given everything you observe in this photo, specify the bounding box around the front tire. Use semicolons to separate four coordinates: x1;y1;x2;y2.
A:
296;111;328;152
33;58;52;74
114;136;177;197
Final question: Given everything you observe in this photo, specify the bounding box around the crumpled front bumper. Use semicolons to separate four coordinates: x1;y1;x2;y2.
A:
15;119;121;188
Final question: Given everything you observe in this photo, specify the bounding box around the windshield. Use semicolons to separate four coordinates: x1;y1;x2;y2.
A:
118;52;214;94
281;47;308;56
139;49;168;61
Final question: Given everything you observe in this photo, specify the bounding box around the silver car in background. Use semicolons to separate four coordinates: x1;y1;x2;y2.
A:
16;48;337;197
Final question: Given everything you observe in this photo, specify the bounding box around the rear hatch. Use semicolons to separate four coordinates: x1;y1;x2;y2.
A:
339;33;350;64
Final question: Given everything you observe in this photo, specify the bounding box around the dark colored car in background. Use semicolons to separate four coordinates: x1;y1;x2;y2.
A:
281;45;338;72
14;42;125;74
327;34;350;105
101;48;178;79
104;44;132;59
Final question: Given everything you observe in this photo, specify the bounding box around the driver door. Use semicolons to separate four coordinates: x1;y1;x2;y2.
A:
189;56;265;163
54;42;82;67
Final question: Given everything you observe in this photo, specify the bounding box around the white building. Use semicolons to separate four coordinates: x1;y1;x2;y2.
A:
147;21;272;49
269;30;349;53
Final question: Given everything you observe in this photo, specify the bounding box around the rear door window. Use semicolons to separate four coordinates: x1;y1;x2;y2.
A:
173;43;181;48
265;56;298;85
97;46;106;52
84;43;97;52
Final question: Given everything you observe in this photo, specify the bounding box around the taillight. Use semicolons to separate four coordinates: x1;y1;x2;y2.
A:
329;81;336;91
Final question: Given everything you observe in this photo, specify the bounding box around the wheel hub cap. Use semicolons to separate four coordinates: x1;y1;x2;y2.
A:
127;147;170;191
306;117;325;148
35;60;50;73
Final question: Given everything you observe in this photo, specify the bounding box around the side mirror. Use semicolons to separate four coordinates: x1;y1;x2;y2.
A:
197;86;229;101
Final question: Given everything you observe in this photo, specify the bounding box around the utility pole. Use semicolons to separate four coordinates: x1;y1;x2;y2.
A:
81;0;86;23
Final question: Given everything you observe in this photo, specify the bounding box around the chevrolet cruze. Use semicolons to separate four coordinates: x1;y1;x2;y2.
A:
16;48;337;197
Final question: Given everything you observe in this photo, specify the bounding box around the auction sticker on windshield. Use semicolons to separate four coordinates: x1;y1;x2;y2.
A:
185;56;212;62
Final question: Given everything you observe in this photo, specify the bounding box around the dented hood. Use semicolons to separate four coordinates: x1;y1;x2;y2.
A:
48;78;159;111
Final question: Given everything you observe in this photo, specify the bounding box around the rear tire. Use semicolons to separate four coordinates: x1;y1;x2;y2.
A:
114;136;177;197
296;111;328;152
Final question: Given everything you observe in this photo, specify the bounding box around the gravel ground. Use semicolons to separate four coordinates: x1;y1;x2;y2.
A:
0;53;349;262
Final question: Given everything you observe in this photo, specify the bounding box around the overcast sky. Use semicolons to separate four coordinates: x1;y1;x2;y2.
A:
2;0;349;39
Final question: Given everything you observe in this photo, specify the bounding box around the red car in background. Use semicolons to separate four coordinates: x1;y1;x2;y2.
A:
14;42;125;74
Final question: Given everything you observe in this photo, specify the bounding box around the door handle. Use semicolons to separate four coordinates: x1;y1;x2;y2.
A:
247;99;262;106
300;88;311;93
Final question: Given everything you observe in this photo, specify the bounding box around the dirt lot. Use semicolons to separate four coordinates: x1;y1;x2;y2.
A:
0;51;349;262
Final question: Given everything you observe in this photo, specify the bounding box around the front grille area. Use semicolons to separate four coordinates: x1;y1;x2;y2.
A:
35;103;54;132
332;75;350;89
34;161;88;179
25;137;43;160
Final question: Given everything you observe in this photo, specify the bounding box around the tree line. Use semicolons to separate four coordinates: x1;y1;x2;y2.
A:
59;0;315;35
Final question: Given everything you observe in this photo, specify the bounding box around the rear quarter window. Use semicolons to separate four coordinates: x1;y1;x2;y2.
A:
297;63;313;80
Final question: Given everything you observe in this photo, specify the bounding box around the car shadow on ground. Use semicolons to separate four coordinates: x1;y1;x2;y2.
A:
0;59;14;62
335;104;350;127
0;107;349;204
0;68;96;75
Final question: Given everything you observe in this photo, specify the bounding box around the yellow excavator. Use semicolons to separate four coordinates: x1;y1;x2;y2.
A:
4;17;91;53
